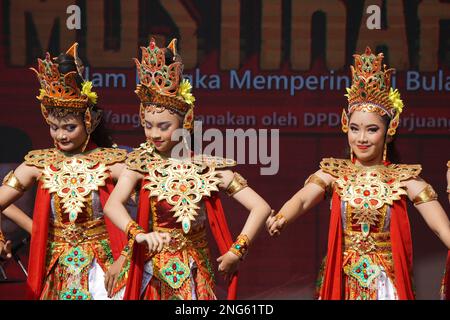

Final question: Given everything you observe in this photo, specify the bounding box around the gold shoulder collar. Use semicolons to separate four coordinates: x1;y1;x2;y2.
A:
385;163;422;181
86;147;127;166
191;155;236;169
125;142;162;173
319;158;353;178
24;147;126;169
24;148;61;168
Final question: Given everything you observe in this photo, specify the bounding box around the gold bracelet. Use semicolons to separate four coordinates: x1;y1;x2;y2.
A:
0;231;5;243
225;172;248;197
125;221;145;242
413;184;438;205
229;234;250;260
2;170;26;192
120;244;132;259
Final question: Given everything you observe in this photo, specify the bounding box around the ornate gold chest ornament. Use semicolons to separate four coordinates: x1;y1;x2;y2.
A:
25;148;126;223
126;142;236;234
321;158;421;236
42;158;109;223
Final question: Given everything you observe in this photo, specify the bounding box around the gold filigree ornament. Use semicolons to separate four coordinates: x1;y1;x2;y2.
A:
337;169;406;235
41;157;109;223
144;158;223;234
321;159;421;236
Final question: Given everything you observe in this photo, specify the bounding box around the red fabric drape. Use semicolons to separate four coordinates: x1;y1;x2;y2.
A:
25;182;51;299
389;197;415;299
124;188;238;300
318;191;343;300
203;193;238;300
123;184;150;300
443;251;450;300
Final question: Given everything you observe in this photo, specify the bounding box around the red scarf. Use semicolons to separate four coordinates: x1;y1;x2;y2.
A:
319;192;415;300
124;184;238;300
443;252;450;300
25;145;127;299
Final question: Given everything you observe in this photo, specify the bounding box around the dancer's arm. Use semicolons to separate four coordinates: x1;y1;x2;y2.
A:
406;177;450;249
215;170;271;277
266;170;333;236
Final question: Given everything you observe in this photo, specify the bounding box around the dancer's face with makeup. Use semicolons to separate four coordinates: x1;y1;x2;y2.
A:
48;112;88;153
143;105;183;155
348;110;391;165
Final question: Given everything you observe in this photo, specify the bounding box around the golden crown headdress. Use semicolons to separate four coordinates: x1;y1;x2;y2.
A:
134;38;195;130
341;47;404;136
31;43;100;135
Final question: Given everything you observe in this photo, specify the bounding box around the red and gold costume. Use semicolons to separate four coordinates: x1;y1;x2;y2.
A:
441;161;450;300
314;47;438;300
24;146;128;299
2;44;129;299
123;39;244;300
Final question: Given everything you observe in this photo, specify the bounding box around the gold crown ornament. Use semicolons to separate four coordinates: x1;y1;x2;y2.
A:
31;43;101;136
341;47;404;136
134;38;195;131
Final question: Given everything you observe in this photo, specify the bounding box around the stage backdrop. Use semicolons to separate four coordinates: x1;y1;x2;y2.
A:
0;0;449;299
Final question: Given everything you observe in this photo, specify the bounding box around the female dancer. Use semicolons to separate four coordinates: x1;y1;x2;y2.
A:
267;47;450;300
0;43;129;299
441;161;450;299
103;38;271;300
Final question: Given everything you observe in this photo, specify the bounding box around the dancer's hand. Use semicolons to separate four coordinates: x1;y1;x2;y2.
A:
104;255;126;298
135;232;171;254
266;210;287;237
217;251;240;282
0;239;12;259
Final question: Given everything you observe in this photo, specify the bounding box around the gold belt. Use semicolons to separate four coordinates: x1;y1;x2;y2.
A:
48;219;109;246
152;226;208;254
344;230;391;255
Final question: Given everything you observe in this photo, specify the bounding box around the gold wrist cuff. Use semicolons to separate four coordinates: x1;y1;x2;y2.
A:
120;244;132;259
413;184;438;205
304;174;329;194
225;172;248;196
125;220;145;242
2;170;26;192
0;231;5;243
229;234;250;260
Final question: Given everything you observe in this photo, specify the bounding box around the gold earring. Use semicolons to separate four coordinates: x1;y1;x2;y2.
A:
81;134;90;153
383;143;387;162
350;147;354;162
